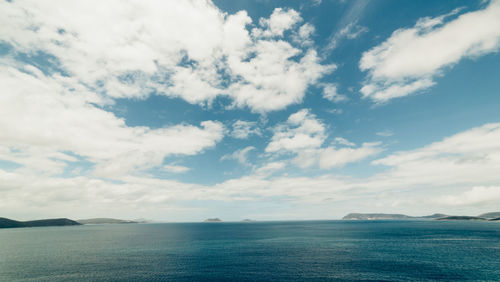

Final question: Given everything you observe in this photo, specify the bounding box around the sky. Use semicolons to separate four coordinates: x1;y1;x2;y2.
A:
0;0;500;221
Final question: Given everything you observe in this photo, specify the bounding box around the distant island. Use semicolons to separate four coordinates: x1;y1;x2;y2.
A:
204;218;222;222
0;217;81;229
77;218;138;224
343;212;500;221
342;213;446;220
241;219;255;222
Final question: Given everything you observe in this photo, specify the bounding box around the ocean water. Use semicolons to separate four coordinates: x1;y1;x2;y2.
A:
0;220;499;281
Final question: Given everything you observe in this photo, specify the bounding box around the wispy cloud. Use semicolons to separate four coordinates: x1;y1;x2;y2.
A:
163;165;191;173
323;0;370;54
221;146;256;166
376;130;394;137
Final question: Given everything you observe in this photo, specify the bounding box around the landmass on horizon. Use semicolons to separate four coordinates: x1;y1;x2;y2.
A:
343;212;500;221
2;212;499;229
0;217;81;229
76;218;139;225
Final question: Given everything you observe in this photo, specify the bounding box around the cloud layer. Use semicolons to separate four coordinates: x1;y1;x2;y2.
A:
1;122;500;220
0;65;224;178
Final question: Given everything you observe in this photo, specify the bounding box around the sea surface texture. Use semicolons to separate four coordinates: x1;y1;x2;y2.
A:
0;221;499;281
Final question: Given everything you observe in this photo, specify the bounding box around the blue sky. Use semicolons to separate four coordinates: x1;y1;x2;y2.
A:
0;0;499;221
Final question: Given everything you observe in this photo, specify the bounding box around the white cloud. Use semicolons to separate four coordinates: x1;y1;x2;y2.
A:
0;1;334;112
231;120;261;139
163;165;191;173
360;0;500;102
221;146;255;166
321;83;348;103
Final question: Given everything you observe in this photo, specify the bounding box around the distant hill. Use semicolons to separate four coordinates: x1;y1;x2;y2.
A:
420;213;448;219
436;216;487;221
342;213;448;220
343;213;413;220
478;212;500;219
0;217;25;228
0;217;81;229
77;218;137;224
342;211;500;221
204;218;222;222
343;212;500;221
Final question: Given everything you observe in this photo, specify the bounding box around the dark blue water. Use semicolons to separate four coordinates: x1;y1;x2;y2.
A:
1;220;499;281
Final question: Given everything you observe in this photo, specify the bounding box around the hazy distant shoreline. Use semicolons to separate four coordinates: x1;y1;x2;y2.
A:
342;212;500;221
2;212;499;229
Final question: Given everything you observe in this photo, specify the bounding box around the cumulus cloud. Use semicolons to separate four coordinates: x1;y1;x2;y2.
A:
231;120;261;139
266;109;326;153
266;109;381;168
0;0;334;112
360;0;500;102
256;8;302;37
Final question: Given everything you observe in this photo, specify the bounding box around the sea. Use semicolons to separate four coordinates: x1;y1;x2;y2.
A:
0;220;499;281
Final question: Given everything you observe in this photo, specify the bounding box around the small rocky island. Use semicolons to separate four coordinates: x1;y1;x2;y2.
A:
204;218;222;222
0;217;81;229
